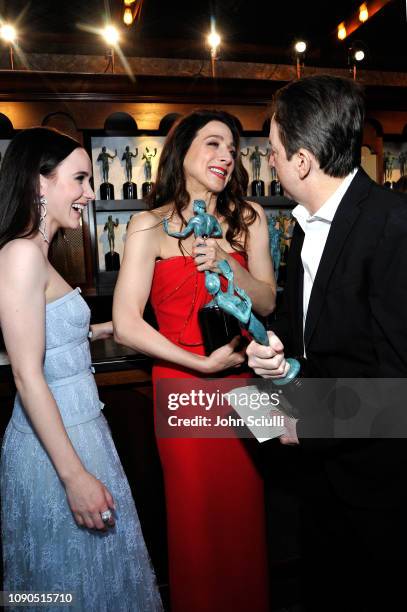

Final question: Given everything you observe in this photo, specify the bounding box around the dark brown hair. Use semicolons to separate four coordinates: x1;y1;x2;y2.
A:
0;127;81;249
274;75;365;178
147;109;257;251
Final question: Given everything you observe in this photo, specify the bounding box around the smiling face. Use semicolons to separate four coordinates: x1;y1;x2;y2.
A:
40;147;95;233
183;120;236;196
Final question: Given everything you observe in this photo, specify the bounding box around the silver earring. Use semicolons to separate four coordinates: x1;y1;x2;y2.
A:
38;196;49;244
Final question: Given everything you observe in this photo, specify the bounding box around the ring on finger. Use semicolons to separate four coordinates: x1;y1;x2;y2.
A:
100;509;113;524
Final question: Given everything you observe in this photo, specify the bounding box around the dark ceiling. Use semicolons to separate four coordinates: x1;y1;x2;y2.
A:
1;0;406;72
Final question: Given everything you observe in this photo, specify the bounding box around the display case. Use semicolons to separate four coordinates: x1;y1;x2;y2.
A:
240;135;283;197
83;130;162;293
84;130;297;294
381;137;407;185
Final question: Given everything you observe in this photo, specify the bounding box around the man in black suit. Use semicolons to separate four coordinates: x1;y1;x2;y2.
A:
247;75;407;611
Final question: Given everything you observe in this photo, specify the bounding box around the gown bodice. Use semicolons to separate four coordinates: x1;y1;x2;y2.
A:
12;288;102;433
150;251;247;350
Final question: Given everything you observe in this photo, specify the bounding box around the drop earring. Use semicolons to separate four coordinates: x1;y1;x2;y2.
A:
38;196;49;244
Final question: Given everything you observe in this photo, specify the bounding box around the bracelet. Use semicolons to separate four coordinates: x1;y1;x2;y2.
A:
87;329;93;339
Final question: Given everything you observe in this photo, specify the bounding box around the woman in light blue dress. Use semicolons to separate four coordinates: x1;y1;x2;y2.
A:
0;128;163;611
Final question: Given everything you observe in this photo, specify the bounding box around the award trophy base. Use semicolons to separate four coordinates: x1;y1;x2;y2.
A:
100;182;115;200
123;182;137;200
270;179;284;196
105;250;120;272
142;181;154;197
198;306;241;356
251;180;265;197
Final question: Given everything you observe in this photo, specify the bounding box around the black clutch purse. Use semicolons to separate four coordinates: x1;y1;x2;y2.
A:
198;305;241;356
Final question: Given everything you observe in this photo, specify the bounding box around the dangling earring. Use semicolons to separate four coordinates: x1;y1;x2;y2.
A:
38;196;49;244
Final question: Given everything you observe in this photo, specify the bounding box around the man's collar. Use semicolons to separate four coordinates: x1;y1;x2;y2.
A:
292;168;358;227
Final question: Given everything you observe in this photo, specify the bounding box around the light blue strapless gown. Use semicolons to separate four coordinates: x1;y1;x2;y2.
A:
0;288;163;612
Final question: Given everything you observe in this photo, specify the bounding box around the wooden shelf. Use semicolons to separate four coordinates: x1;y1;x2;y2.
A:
94;195;295;211
249;195;295;208
95;199;148;212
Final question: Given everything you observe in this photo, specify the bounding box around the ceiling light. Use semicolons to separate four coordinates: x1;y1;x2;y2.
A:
337;22;347;40
348;42;367;80
349;41;367;63
359;3;369;22
294;41;307;54
294;40;307;78
102;25;119;46
123;8;133;26
0;24;17;43
208;31;221;50
207;22;221;78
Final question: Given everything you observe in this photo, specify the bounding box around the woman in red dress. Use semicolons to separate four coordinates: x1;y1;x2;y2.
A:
113;110;276;611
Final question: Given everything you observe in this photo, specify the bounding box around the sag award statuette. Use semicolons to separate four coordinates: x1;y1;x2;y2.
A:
268;216;283;285
141;147;157;197
270;166;284;196
242;146;268;196
97;146;117;200
103;215;120;271
163;200;300;385
122;145;138;199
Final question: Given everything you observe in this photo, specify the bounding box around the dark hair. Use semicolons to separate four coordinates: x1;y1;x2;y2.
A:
147;109;256;251
274;75;365;177
394;175;407;194
0;127;81;249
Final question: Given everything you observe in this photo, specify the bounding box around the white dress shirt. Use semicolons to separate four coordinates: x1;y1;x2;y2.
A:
291;168;358;339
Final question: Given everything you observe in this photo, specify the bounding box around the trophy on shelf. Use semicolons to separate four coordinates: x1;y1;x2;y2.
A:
141;147;157;197
97;146;117;200
103;215;120;271
383;150;397;183
268;215;283;284
399;150;406;177
268;212;295;288
241;145;269;196
270;166;284;196
121;145;138;199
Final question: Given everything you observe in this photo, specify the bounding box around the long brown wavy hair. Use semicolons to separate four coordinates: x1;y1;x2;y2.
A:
147;109;257;252
0;127;80;249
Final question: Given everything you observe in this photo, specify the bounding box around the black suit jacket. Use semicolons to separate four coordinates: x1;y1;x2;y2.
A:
271;168;407;507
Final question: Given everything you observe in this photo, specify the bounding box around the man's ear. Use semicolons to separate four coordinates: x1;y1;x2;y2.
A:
296;148;312;180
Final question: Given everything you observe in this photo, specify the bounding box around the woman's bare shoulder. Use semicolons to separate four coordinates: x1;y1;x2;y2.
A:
0;239;47;290
130;204;175;227
128;210;163;231
149;203;175;218
244;200;266;217
0;238;46;265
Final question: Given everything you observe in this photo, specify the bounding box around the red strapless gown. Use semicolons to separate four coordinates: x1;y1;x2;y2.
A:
150;252;270;612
